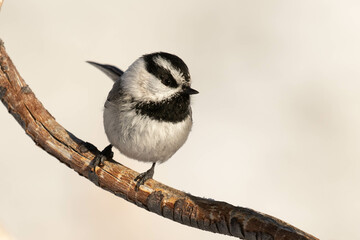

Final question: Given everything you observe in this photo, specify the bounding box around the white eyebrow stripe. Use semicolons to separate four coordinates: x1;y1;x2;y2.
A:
153;56;185;83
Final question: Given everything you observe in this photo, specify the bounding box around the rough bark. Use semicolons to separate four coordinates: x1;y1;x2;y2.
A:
0;39;318;240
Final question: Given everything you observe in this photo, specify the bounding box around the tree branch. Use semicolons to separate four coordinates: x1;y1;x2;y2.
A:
0;39;318;240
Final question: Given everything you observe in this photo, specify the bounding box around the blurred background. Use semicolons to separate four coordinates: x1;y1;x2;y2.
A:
1;1;360;239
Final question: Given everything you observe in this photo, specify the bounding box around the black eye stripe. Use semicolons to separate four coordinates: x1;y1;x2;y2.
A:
144;54;178;88
157;66;179;88
157;53;191;82
143;52;191;86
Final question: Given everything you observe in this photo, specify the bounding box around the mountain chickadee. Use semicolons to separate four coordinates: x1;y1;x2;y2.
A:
87;52;198;190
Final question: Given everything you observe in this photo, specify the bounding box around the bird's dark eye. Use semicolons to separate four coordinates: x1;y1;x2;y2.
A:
162;75;171;85
144;54;180;88
160;73;168;81
159;70;178;88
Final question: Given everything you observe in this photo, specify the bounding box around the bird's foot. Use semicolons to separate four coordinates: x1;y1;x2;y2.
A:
80;143;114;186
89;144;114;171
134;163;156;191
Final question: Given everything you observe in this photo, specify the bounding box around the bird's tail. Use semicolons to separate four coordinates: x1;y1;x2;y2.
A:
87;61;124;82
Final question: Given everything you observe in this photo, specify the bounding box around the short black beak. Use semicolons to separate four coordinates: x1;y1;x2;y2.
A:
183;86;199;95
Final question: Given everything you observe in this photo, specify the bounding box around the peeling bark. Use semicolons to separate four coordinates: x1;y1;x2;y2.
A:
0;40;318;240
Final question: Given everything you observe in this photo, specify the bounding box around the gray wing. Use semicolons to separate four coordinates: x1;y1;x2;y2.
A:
106;79;124;104
87;61;124;82
87;61;125;104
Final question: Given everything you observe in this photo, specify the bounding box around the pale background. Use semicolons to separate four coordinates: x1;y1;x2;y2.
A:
0;1;359;240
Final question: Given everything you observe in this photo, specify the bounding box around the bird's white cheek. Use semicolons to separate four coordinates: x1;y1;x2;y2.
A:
132;74;178;101
147;81;179;101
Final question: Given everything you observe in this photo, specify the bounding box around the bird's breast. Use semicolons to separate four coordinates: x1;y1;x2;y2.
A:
103;103;192;163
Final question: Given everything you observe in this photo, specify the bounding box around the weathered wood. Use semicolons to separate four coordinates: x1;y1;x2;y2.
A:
0;39;318;240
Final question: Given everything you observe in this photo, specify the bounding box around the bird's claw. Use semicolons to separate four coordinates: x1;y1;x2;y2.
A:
89;144;114;171
134;163;155;191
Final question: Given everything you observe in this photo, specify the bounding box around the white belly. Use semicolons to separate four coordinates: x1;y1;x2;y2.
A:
103;104;192;163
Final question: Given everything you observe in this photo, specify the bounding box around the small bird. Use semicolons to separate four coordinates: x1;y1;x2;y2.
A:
87;52;198;190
